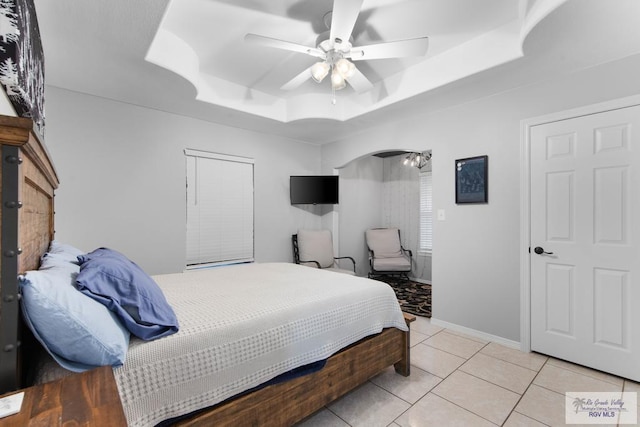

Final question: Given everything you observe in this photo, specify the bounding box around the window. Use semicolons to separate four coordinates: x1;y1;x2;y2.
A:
419;171;432;254
185;149;254;268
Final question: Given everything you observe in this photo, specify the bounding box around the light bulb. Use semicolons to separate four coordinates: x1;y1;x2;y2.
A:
335;58;356;79
310;61;330;83
331;69;346;90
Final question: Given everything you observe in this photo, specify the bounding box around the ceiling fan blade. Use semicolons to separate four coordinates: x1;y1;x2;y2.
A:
245;33;325;59
280;67;313;91
346;68;373;93
329;0;364;46
348;37;429;61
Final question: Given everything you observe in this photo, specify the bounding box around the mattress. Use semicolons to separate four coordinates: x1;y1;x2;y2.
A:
39;262;407;426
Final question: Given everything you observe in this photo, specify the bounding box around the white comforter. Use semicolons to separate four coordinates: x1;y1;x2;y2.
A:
42;262;408;426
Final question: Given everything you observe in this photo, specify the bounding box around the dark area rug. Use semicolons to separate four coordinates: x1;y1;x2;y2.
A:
384;280;431;318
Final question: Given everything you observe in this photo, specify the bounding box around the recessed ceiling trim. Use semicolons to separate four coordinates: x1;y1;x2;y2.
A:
145;0;569;123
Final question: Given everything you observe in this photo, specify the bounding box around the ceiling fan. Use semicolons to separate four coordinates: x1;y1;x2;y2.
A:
244;0;429;97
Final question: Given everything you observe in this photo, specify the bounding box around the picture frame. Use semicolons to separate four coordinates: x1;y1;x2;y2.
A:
455;155;488;204
0;0;45;137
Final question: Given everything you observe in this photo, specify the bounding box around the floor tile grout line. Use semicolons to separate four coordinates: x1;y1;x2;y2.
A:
383;359;453;425
389;355;480;426
325;406;351;427
541;362;627;393
477;347;547;373
302;326;635;427
457;366;531;396
416;337;484;361
390;341;509;426
502;357;557;426
388;346;540;427
453;341;548;423
546;358;627;387
436;356;528;425
429;390;502;426
509;410;553;426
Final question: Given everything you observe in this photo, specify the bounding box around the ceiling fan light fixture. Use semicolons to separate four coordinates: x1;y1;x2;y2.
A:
331;68;346;90
331;67;347;90
335;58;356;79
311;61;330;83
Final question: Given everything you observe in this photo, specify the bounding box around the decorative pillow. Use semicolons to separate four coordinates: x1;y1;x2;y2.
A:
76;248;179;340
19;268;130;372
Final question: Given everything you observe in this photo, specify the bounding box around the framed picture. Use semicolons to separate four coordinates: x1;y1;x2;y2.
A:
0;0;45;137
455;155;488;204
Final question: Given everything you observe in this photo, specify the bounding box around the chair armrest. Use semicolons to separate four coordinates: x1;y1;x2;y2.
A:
368;250;375;267
401;247;413;258
298;259;321;269
335;256;356;272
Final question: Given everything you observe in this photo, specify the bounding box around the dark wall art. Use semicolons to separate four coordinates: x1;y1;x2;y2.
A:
0;0;45;136
455;155;488;204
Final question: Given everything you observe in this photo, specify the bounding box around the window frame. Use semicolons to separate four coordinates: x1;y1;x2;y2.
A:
419;170;433;255
184;149;255;269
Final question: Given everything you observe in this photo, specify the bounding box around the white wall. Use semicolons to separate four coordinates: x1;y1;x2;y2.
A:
382;155;432;283
322;54;640;342
44;87;323;275
0;90;16;116
338;154;433;282
338;156;384;276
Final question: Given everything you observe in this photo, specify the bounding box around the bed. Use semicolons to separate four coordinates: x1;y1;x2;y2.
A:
0;115;414;426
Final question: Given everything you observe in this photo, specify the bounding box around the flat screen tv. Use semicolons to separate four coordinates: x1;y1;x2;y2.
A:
290;175;339;205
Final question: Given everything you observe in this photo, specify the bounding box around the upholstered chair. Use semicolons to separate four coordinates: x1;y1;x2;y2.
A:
365;228;412;281
292;229;356;275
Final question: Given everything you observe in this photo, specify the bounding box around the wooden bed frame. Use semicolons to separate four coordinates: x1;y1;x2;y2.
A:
0;115;58;395
0;115;414;425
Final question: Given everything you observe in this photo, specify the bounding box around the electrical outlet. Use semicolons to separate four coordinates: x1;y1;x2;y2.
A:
0;391;24;419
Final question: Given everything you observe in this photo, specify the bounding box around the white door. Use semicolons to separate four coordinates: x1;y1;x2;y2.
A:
530;104;640;381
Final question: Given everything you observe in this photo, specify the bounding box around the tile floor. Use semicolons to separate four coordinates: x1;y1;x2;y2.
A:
296;316;639;427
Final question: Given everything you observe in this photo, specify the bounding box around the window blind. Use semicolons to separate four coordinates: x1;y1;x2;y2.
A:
185;149;254;267
419;171;433;253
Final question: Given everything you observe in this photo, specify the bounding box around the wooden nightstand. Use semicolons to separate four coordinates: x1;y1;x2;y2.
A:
0;366;126;426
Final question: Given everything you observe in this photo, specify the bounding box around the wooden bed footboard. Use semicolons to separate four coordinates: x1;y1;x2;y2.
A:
178;313;415;427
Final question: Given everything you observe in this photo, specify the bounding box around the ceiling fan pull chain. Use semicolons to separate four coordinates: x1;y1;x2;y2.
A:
332;87;337;105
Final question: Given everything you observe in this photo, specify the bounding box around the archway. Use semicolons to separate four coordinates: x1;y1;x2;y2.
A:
334;149;432;284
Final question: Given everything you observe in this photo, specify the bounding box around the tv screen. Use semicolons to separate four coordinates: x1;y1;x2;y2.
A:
290;175;339;205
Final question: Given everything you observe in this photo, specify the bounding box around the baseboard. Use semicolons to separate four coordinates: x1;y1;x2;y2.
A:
409;277;431;285
429;317;521;350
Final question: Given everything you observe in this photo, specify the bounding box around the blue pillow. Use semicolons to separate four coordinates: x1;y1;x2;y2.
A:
76;248;179;340
19;268;130;372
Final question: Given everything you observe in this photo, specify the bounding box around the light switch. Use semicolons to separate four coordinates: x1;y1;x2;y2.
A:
437;209;446;221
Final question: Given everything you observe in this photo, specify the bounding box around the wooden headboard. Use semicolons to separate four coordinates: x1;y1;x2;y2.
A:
0;115;58;394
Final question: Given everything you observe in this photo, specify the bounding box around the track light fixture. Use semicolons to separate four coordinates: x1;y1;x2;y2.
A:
403;151;432;169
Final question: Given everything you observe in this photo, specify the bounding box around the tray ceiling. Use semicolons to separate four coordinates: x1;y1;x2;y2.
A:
33;0;640;143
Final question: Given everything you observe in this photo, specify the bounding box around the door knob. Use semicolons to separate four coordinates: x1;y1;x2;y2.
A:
534;246;554;255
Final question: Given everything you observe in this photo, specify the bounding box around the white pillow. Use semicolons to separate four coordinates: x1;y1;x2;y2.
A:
48;240;84;263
